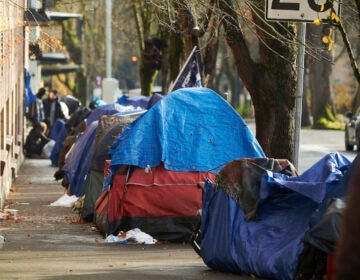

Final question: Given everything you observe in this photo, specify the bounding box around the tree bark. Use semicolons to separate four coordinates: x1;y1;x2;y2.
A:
219;0;297;160
307;24;336;129
133;0;163;96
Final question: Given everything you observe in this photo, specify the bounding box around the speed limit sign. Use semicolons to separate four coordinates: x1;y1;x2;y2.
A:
266;0;341;22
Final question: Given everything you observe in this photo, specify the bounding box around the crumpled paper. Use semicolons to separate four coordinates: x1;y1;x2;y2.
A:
50;194;79;207
104;228;157;245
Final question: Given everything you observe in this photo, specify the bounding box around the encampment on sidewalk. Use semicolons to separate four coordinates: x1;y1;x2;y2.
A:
1;87;355;280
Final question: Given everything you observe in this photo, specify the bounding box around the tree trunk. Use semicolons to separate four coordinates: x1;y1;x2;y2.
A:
219;0;297;160
308;24;336;129
202;6;220;88
133;1;160;96
160;28;183;94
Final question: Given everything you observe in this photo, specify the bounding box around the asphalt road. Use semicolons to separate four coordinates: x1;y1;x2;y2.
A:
298;128;357;172
245;122;357;173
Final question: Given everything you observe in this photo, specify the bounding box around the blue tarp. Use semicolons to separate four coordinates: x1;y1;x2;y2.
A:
118;93;163;109
50;123;67;166
49;119;66;141
200;152;352;280
86;104;130;125
63;121;98;197
118;95;150;109
109;88;264;174
24;69;36;111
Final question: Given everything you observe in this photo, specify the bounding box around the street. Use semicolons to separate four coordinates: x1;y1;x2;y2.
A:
298;128;357;172
0;128;356;280
245;121;357;173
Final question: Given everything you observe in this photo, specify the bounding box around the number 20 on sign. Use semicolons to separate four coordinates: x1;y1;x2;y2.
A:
266;0;341;22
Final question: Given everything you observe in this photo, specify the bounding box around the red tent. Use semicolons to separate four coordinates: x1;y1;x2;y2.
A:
95;163;215;241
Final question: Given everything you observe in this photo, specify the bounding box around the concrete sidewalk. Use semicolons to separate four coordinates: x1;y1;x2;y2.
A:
0;159;256;280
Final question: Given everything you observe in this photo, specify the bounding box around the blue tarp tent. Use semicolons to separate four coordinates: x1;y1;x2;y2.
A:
63;121;98;197
200;152;352;280
109;87;264;174
50;122;67;166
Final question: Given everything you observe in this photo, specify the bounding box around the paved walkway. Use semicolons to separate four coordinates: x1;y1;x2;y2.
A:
0;159;256;280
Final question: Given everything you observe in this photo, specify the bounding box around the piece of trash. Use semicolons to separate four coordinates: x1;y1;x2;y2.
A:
145;165;151;174
90;226;99;232
0;235;4;249
4;209;18;220
126;228;157;244
15;202;30;205
50;194;79;207
104;234;127;244
104;228;156;245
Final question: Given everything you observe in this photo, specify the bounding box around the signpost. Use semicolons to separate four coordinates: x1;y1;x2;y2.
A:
266;0;341;22
265;0;340;168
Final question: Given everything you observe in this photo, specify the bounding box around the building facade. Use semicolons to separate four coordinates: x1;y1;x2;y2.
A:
0;0;27;208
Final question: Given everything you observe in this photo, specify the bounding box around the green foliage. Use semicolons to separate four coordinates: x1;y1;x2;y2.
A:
236;102;253;118
313;104;345;130
315;117;345;130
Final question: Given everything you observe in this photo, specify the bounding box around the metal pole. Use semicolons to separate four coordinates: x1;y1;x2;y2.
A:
106;0;112;78
293;23;306;169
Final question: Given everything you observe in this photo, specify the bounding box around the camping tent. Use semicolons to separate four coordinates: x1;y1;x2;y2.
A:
200;152;351;280
95;87;264;241
109;87;264;174
81;111;145;221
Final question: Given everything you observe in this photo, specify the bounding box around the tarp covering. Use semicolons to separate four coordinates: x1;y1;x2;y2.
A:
86;104;135;125
118;93;163;109
118;95;150;109
48;119;67;166
200;152;352;280
63;121;98;197
49;119;66;141
109;88;264;174
24;69;36;108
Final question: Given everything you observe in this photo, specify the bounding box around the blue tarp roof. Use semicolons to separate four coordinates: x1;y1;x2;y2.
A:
86;103;138;125
118;93;163;109
200;152;352;280
109;87;264;174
